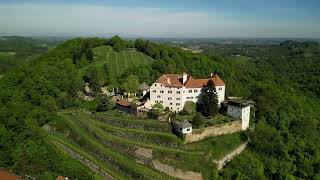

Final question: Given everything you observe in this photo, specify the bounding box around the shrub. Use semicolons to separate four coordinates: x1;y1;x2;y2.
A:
182;101;196;115
192;113;206;128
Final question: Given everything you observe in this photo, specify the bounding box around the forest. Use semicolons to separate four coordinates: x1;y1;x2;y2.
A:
0;36;319;179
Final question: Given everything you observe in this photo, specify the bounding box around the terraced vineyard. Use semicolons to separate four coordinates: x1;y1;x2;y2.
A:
48;109;245;179
90;46;154;76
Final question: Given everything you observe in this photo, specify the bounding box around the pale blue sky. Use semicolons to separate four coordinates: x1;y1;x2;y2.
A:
0;0;319;38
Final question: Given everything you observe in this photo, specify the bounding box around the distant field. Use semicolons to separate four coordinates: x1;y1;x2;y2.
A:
91;46;153;76
49;109;245;179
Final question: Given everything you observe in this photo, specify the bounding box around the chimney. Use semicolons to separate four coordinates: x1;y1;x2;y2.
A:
182;72;188;84
210;72;214;77
167;78;171;84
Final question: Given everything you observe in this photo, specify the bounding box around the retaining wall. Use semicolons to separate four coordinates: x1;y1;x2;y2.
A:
213;141;248;170
185;121;242;143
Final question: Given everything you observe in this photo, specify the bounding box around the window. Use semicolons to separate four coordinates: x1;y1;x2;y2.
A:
176;103;180;106
155;84;157;87
176;98;180;100
155;100;158;103
168;90;172;94
157;95;161;98
186;128;190;131
160;101;163;104
170;103;172;105
176;91;181;94
152;90;156;93
186;97;193;99
160;90;164;93
161;85;163;87
194;90;198;93
218;87;222;90
188;90;192;93
168;97;172;100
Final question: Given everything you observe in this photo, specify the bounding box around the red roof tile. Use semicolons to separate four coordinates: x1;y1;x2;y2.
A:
155;73;225;88
155;74;183;88
116;99;130;107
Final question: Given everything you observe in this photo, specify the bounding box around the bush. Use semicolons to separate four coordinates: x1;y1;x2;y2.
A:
96;96;115;112
192;113;206;128
182;101;196;115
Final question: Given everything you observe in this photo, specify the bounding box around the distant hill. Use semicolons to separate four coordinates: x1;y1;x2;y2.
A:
0;36;60;73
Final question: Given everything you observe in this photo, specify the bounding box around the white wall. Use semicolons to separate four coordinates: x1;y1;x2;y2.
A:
215;86;225;105
181;127;192;134
227;105;250;130
150;83;183;112
150;83;225;112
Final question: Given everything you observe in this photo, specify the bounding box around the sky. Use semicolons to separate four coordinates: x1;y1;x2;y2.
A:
0;0;320;38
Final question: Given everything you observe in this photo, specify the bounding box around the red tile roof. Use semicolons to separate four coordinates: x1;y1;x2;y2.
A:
155;73;224;88
116;99;130;107
155;74;183;88
0;170;21;180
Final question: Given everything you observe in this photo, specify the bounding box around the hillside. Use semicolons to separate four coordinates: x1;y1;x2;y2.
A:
0;36;60;73
91;46;154;76
48;109;244;179
0;37;319;179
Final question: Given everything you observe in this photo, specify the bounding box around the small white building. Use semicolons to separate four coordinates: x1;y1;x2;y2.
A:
138;82;150;97
150;73;225;112
174;120;193;134
227;101;251;130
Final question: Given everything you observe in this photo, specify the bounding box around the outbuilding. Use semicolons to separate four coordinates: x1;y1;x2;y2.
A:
173;120;192;134
227;101;250;130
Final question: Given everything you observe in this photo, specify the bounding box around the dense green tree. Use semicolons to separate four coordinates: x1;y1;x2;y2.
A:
192;112;206;128
182;101;196;115
109;35;126;52
200;80;219;117
96;95;115;112
84;67;104;95
122;75;139;95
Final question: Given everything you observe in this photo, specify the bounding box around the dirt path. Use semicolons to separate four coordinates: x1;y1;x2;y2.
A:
52;141;113;180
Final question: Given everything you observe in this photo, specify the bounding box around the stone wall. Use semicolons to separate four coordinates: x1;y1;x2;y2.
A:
213;141;248;170
185;120;242;143
152;160;203;180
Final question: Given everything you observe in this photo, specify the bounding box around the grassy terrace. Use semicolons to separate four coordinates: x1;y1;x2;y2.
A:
51;109;246;179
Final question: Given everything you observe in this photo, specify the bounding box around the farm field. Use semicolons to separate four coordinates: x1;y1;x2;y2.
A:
48;109;246;179
90;46;154;76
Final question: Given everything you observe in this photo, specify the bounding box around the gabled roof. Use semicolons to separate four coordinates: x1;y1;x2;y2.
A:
138;82;150;91
155;73;225;88
178;120;192;129
116;99;130;107
155;74;183;88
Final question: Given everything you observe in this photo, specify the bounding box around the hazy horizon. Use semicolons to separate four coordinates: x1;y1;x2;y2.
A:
1;0;320;38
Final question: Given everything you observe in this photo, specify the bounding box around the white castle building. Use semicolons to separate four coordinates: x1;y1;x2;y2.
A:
149;73;225;112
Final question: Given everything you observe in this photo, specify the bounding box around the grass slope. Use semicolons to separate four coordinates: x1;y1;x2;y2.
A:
91;46;153;76
50;109;246;179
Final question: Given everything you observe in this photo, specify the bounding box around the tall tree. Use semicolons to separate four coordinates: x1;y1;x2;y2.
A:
84;67;104;95
123;75;139;95
201;80;219;117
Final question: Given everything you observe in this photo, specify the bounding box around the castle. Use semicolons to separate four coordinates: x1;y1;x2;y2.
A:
149;73;225;112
